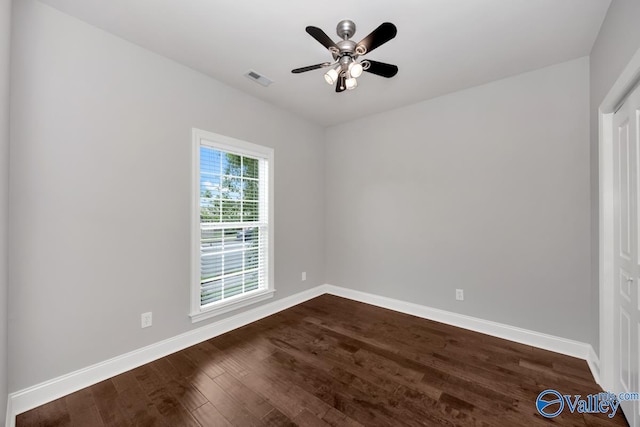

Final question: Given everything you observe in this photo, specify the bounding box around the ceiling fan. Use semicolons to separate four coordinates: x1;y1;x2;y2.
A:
292;20;398;93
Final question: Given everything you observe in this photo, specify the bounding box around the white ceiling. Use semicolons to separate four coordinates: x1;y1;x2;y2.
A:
37;0;611;127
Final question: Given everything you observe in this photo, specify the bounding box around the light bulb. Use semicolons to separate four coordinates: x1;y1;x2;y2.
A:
349;61;363;78
324;68;339;85
345;77;358;90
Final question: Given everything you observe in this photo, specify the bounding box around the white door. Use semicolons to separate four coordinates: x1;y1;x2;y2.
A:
613;83;640;425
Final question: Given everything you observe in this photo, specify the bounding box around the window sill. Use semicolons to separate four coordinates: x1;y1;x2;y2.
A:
190;289;275;323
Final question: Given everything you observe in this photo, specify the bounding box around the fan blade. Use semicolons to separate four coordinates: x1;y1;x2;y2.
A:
336;74;346;92
356;22;397;55
363;60;398;78
306;26;338;51
291;63;332;74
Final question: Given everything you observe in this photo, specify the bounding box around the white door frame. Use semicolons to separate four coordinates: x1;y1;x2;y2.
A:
599;46;640;391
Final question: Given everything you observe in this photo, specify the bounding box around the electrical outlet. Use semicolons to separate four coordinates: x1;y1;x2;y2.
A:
141;312;152;328
455;289;464;301
302;272;307;281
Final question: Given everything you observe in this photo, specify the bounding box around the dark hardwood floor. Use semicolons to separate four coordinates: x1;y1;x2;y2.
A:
16;294;628;426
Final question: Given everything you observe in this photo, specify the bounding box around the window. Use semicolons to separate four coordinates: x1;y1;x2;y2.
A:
191;129;274;322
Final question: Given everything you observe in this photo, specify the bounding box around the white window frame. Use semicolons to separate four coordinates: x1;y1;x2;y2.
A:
190;128;274;323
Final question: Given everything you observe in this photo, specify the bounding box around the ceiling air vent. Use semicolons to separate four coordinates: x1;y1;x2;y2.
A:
244;70;273;87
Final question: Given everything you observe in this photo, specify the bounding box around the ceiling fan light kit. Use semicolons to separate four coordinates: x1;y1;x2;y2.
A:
349;61;363;78
324;67;340;85
292;19;398;93
345;76;358;90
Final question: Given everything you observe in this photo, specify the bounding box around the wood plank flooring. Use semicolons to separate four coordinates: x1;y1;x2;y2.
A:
16;295;629;426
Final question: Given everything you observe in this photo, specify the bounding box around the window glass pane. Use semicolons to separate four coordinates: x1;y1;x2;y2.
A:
200;177;221;222
200;149;222;223
222;177;241;200
201;229;223;247
201;280;222;305
201;253;222;281
201;147;221;175
245;271;259;292
221;200;241;222
243;179;259;201
237;227;257;243
224;250;244;276
224;275;243;298
200;200;220;223
243;157;259;179
223;153;241;176
201;174;221;199
245;247;259;270
243;202;259;222
201;229;222;282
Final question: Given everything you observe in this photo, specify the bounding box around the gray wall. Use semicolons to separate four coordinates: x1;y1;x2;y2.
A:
589;0;640;355
0;0;10;423
325;57;592;343
8;0;325;392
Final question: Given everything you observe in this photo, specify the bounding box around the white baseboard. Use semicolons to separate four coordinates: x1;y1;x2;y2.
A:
5;285;326;427
6;283;601;427
586;346;602;387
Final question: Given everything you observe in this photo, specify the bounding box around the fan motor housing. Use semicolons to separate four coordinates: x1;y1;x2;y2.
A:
336;40;356;55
